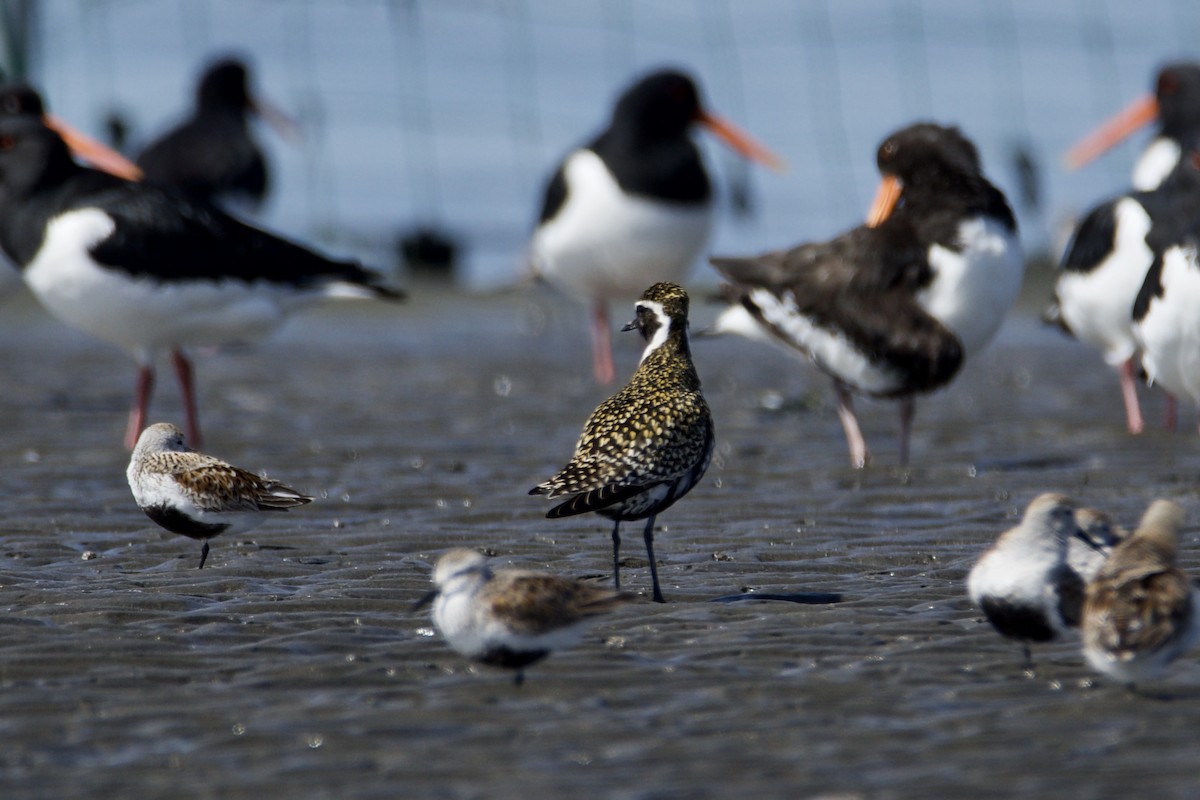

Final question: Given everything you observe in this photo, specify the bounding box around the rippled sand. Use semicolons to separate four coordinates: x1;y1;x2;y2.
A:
1;284;1198;798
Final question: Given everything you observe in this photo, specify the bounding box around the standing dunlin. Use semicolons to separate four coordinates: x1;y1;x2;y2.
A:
127;422;313;568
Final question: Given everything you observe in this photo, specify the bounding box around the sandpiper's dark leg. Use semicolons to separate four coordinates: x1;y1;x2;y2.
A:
642;515;664;603
1021;642;1033;670
199;541;210;570
514;670;525;688
124;363;155;450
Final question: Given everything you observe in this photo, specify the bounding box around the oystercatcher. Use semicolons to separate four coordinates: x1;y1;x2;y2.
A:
710;123;1022;467
1050;141;1200;433
1065;62;1200;191
0;102;401;449
136;57;295;214
529;68;781;384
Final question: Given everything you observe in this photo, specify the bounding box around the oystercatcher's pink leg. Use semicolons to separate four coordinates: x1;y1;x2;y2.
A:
124;364;155;450
1118;358;1144;434
835;382;870;469
591;301;615;384
172;348;202;447
1163;392;1178;432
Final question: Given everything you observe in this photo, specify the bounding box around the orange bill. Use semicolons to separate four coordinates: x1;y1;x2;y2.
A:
1063;94;1159;170
45;113;143;180
697;110;786;172
251;95;301;142
866;174;902;228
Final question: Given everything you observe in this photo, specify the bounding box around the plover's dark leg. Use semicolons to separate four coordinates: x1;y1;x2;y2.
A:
610;519;622;590
199;541;211;570
642;514;664;603
514;670;526;688
834;381;869;469
125;363;155;450
1021;642;1033;671
171;348;202;447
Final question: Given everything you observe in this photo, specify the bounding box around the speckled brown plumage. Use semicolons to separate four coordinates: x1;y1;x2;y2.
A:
127;422;313;568
417;548;632;685
1082;499;1200;686
531;282;713;603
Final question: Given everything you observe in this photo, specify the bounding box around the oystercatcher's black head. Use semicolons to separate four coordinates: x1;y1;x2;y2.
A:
197;57;252;113
0;114;75;196
1154;62;1200;139
876;123;982;181
0;83;46;118
611;69;703;143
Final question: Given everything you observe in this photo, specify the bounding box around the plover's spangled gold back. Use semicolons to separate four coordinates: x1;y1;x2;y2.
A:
530;282;714;603
127;422;313;568
416;548;632;685
1082;499;1200;688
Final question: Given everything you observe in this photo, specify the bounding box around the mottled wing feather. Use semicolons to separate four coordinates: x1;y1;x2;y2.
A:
173;462;311;513
534;383;711;501
1091;567;1194;656
487;573;628;636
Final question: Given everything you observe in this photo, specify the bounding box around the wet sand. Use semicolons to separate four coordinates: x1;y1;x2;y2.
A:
1;284;1199;799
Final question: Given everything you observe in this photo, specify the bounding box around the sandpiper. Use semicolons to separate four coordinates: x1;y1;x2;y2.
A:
127;422;313;568
530;282;714;603
1069;506;1128;584
967;493;1082;666
414;548;631;686
1082;499;1200;689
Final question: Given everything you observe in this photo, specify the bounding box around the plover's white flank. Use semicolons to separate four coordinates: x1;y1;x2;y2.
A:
414;548;631;686
530;282;714;603
127;422;313;568
967;493;1082;666
1082;499;1200;688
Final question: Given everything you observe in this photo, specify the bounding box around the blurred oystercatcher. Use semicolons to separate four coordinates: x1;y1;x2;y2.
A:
529;68;782;384
1130;144;1200;425
0;99;401;449
1065;62;1200;191
137;57;295;214
709;123;1022;468
0;83;142;299
1050;139;1200;433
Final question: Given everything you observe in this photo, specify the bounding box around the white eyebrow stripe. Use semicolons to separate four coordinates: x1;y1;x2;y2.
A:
637;299;671;362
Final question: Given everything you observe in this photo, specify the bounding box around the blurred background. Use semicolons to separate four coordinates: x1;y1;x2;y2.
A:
6;0;1199;290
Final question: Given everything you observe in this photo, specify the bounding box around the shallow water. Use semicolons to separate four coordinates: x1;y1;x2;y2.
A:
2;285;1199;799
